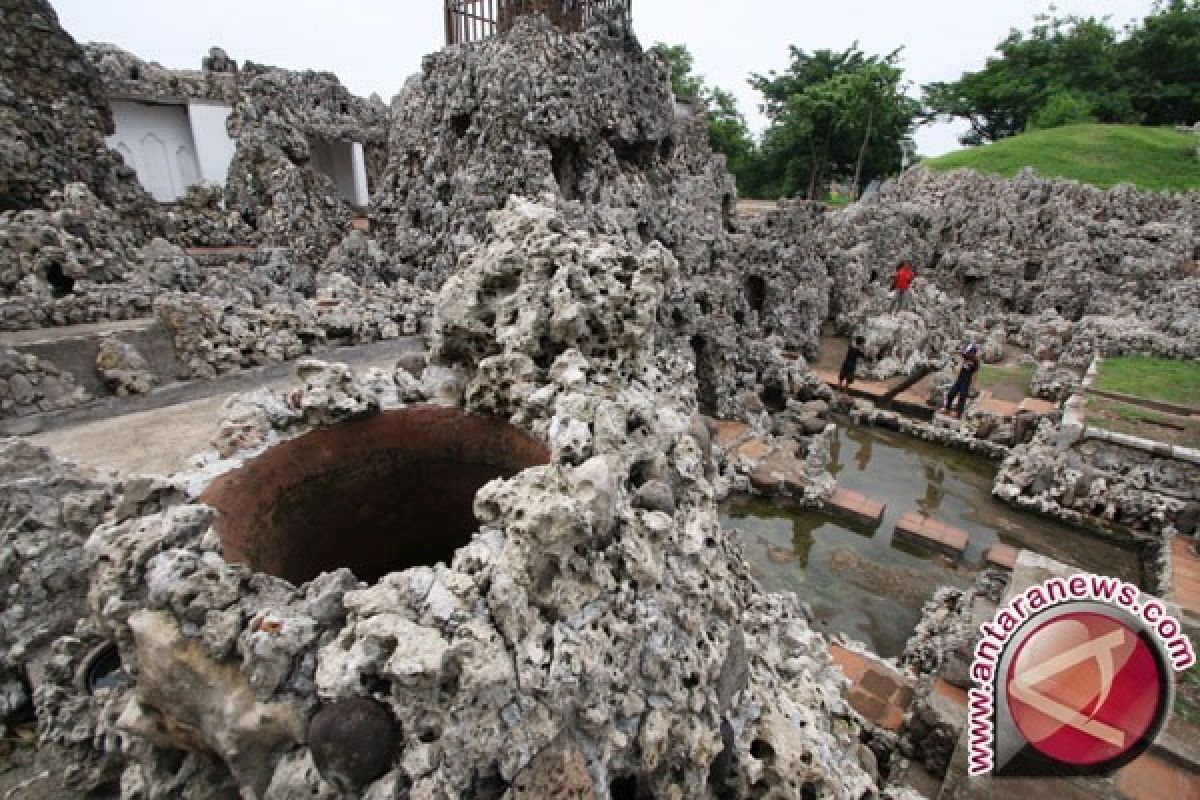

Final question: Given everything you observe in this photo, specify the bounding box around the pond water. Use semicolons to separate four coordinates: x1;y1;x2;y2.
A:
720;424;1144;657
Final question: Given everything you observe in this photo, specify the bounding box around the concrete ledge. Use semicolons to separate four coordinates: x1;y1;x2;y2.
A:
1017;397;1059;415
1083;426;1200;465
0;336;427;436
827;486;885;526
894;512;969;557
984;542;1019;570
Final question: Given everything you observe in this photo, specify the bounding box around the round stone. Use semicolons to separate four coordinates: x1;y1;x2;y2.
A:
308;697;398;791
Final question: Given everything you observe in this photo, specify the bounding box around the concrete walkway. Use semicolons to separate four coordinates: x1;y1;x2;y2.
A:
3;336;426;436
0;317;157;347
24;337;427;478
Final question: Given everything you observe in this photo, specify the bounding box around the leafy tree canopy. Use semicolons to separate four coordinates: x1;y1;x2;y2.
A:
925;1;1200;145
651;43;704;103
652;43;766;195
751;44;920;199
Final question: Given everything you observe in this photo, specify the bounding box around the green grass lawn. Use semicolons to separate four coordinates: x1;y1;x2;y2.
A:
977;364;1035;403
824;192;853;208
1086;396;1200;449
1094;355;1200;407
924;124;1200;193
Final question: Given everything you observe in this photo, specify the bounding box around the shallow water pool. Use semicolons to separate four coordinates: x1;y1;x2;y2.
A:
720;424;1144;657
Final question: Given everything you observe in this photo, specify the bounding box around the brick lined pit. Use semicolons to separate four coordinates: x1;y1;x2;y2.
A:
200;406;549;585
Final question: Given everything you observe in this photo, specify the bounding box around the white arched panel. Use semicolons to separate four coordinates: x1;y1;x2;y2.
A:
177;144;200;191
107;101;203;202
115;142;137;171
140;132;174;202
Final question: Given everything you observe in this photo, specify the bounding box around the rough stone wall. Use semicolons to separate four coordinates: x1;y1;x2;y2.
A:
801;168;1199;364
371;14;709;285
369;13;833;419
0;439;188;792
222;63;390;264
4;199;877;799
0;0;161;236
833;167;1197;319
0;184;210;331
85;43;240;105
995;422;1199;536
0;347;90;417
84;41;390;264
155;274;432;380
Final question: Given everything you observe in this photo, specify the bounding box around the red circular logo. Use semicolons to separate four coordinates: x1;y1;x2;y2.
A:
1005;611;1164;767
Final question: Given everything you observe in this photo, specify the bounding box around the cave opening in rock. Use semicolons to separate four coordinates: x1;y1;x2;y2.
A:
45;261;75;297
690;335;719;417
550;137;585;202
759;385;787;412
200;406;549;586
744;274;766;315
80;641;122;693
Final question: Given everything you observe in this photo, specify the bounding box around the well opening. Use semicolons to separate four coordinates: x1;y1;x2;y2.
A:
200;406;549;586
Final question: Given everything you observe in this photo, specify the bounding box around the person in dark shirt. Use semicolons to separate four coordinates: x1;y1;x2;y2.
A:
838;336;866;390
944;343;981;417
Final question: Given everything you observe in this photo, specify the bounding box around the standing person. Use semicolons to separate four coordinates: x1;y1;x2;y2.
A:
890;260;916;311
944;343;981;418
838;336;866;390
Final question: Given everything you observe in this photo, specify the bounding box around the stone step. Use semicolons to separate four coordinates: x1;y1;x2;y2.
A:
1017;396;1059;415
183;245;257;257
984;543;1019;570
974;396;1019;417
816;368;935;419
894;512;969;558
709;418;755;451
0;317;157;347
829;643;915;733
828;486;886;526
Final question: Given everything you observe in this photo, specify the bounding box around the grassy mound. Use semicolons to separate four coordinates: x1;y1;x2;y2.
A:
924;124;1200;192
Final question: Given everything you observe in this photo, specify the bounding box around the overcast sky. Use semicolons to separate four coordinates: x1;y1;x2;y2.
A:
50;0;1157;157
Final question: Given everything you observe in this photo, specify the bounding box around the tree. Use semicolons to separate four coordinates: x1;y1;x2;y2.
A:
652;43;766;196
751;45;919;199
651;43;704;103
705;86;763;194
1120;0;1200;125
842;57;919;195
922;6;1198;145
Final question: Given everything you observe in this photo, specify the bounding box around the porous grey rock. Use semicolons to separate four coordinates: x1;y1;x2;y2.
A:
65;198;873;800
994;421;1198;535
0;347;91;417
95;337;158;396
0;0;161;233
1030;361;1081;402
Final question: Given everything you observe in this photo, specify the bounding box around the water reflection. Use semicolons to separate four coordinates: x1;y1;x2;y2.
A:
720;423;1144;656
854;434;872;472
828;429;843;476
916;463;944;516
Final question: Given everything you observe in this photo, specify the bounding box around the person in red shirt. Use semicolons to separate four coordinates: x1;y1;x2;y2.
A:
890;260;916;311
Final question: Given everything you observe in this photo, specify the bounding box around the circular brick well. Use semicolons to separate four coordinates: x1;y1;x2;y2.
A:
200;406;549;585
